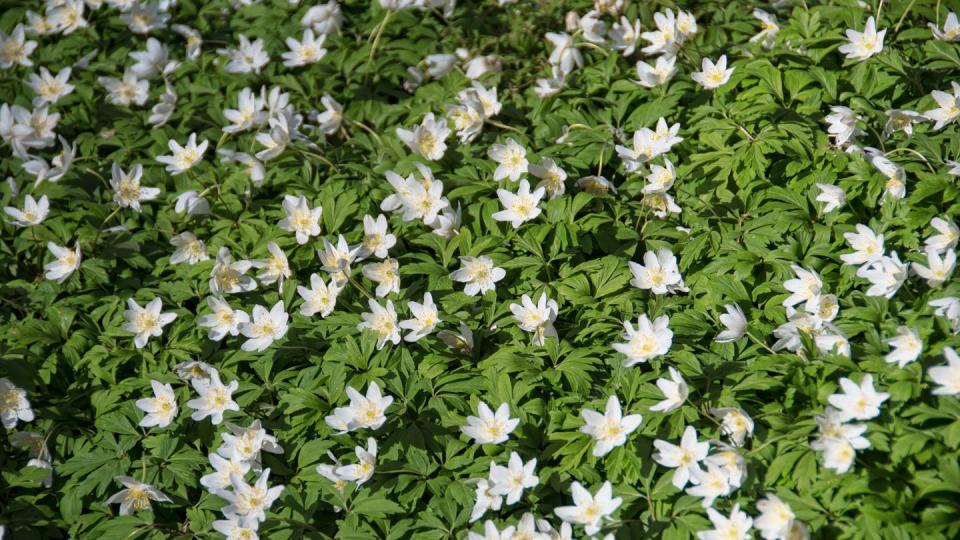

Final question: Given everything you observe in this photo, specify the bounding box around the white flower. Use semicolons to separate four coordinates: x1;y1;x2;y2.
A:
463;54;502;79
198;296;249;341
122;297;177;349
120;2;168;33
493;179;545;228
105;477;171;516
615;118;683;171
883;109;924;138
218;469;283;527
157;133;207;176
353;214;396;260
362;258;401;297
297;273;341;318
579;395;643;457
253;242;292;288
815;183;846;213
397;179;448;225
824;106;862;146
712;408;755;446
335;437;378;487
489;138;529;182
782;265;823;311
460;81;502;119
579;10;607;44
129;38;170;79
885;326;923;368
706;446;746;488
217;420;283;467
643;158;676;193
755;494;798;540
554;481;622;536
223;88;266;134
99;71;149;107
136;380;178;428
302;0;343;35
174;361;216;383
635;54;677;88
317;234;357;286
326;382;394;432
44;241;80;284
282;29;327;67
614;314;672;367
221;35;270;74
240;301;289;352
219;149;265;186
650;366;688;413
446;100;484;144
697;504;753;540
817;437;860;474
692;55;734;89
529;157;567;199
929;347;960;396
535;65;566;97
186;369;240;425
315;94;343;135
0;378;33;429
839;16;885;61
931;12;960;41
27;67;74;106
545;32;583;75
925;82;960;130
628;247;686;295
841;224;885;266
609;17;641;56
397;113;450;161
827;374;889;422
653;425;709;489
450;256;505;297
172;24;203;60
489;451;539;505
676;10;698;41
4;194;49;227
640;9;678;56
174;190;210;216
0;24;37;68
751;9;779;49
201;454;251;493
930;296;960;334
715;304;747;343
686;463;732;508
400;292;439;342
426;53;458;78
461;401;519;445
927;217;960;253
912;249;956;287
509;293;559;346
358;299;401;350
111;163;159;211
170;231;210;266
469;520;507;540
857;252;907;298
470;479;503;522
210;247;258;295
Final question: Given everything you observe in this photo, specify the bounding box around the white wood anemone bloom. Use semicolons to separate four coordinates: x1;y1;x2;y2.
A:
357;299;401;350
653;425;710;489
399;292;439;342
156;132;208;175
579;396;643;457
187;369;240;425
614;314;672;367
105;476;171;516
335;437;378;487
4;194;49;227
885;326;923;368
325;382;394;432
650;366;689;413
929;347;960;396
554;481;622;536
278;195;322;244
461;401;519;445
509;292;559;346
697;504;753;540
111;163;159;211
488;451;539;505
396;113;450;161
123;297;177;349
240;301;289;352
930;12;960;41
691;55;734;90
197;296;249;341
450;255;506;296
136;380;178;428
0;378;33;429
838;16;885;62
297;273;341;318
715;303;747;343
44;242;80;283
217;468;284;527
493;179;545;229
628;247;687;295
489;138;529;182
827;374;890;422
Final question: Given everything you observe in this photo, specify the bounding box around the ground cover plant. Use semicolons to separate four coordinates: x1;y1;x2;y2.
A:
1;0;960;538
